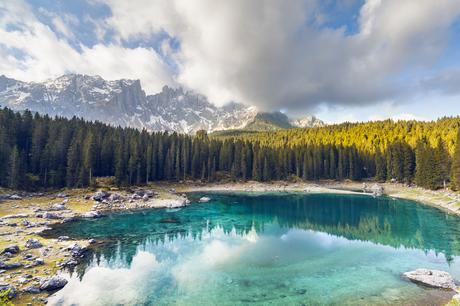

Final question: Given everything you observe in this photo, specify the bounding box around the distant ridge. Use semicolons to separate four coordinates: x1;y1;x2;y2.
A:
0;74;324;134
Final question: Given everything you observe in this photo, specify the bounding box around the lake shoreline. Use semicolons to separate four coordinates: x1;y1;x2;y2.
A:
173;180;460;217
1;180;460;305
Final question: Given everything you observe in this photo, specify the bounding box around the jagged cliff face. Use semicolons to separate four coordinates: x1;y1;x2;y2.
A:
0;74;323;133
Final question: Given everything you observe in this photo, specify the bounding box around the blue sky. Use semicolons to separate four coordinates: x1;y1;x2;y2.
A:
1;0;460;123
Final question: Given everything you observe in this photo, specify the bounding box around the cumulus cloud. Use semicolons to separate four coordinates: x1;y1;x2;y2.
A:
100;0;460;112
0;1;174;93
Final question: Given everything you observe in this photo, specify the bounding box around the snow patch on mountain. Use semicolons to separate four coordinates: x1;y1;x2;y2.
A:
0;74;323;133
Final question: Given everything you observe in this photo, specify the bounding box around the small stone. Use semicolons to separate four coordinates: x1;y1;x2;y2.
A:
58;236;70;241
34;258;44;266
88;239;96;245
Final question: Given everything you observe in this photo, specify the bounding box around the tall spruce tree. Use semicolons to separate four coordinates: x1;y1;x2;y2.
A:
452;129;460;190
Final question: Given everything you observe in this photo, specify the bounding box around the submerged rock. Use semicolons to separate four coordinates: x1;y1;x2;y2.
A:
403;269;456;290
40;275;68;291
81;211;102;218
199;196;211;203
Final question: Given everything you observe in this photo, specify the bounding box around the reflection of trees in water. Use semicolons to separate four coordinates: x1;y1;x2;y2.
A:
249;195;460;261
51;193;460;272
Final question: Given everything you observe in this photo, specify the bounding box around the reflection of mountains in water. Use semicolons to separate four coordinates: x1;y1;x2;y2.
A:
47;193;460;268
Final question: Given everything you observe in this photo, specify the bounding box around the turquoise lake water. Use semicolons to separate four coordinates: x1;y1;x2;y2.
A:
45;193;460;305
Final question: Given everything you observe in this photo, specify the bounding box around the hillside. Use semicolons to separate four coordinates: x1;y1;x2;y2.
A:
215;117;460;155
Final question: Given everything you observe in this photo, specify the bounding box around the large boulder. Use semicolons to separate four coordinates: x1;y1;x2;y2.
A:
1;245;19;254
92;191;110;202
0;261;22;270
67;243;87;257
108;193;123;202
371;184;384;196
39;275;68;291
25;239;43;249
403;269;456;290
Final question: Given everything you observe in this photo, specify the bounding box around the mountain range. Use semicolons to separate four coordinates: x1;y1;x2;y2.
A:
0;74;324;134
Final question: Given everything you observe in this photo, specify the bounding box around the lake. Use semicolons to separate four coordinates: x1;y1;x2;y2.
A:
45;193;460;305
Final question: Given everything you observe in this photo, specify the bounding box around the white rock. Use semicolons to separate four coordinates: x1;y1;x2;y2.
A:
403;269;456;290
81;211;101;218
199;196;211;203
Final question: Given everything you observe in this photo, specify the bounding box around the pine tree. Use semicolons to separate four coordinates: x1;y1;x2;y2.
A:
8;146;21;189
415;139;428;188
375;150;386;182
435;139;451;188
451;130;460;190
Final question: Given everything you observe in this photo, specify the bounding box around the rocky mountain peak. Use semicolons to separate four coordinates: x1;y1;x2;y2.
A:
0;74;324;133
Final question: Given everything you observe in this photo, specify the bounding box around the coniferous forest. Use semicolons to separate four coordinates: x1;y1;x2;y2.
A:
1;107;460;191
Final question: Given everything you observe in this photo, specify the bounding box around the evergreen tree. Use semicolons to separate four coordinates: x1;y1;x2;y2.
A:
8;146;21;189
451;130;460;190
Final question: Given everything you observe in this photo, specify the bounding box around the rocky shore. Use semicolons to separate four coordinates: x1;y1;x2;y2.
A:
0;186;190;304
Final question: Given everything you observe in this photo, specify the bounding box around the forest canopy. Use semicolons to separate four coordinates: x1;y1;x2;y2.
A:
1;107;459;191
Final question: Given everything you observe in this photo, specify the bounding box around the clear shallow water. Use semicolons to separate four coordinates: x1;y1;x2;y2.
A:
44;193;460;306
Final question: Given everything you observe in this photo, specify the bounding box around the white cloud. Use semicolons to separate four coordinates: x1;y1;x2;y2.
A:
0;1;174;93
100;0;460;110
2;0;460;114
